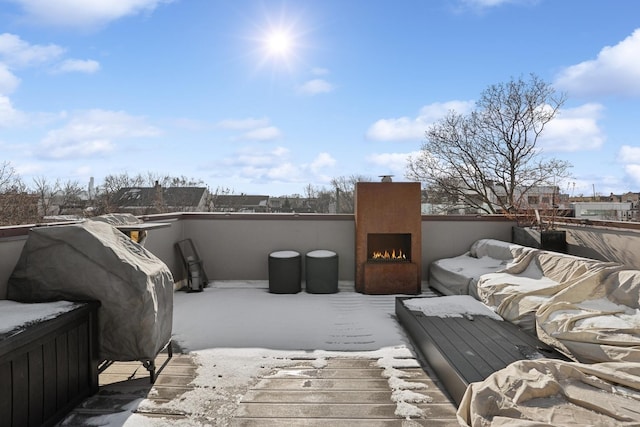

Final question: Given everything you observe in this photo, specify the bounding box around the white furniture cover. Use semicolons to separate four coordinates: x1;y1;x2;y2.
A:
429;239;535;296
458;359;640;426
536;269;640;363
8;220;174;362
472;251;619;333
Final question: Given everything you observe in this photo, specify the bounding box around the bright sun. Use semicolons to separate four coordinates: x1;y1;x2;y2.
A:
265;30;292;57
250;9;309;72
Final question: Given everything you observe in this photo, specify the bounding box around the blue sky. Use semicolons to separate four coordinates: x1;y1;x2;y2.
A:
1;0;640;198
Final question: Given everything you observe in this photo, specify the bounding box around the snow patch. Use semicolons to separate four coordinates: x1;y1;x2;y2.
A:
0;300;79;334
403;295;502;320
394;401;426;420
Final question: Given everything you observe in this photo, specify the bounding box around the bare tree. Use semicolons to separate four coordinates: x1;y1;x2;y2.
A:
94;173;147;214
407;74;572;214
33;176;61;217
0;162;39;225
99;172;145;196
303;184;333;213
60;180;86;214
330;174;372;213
0;161;18;190
94;171;208;215
145;172;204;188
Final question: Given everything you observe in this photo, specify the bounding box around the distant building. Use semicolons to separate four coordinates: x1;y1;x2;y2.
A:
421;183;570;215
571;201;635;221
269;196;319;213
611;192;640;204
491;185;569;211
111;184;209;214
568;192;640;221
211;194;270;212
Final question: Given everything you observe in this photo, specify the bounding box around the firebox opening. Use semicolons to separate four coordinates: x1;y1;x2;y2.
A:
367;233;411;262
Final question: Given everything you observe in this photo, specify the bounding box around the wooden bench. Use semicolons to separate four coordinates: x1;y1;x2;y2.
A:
0;301;99;427
396;297;568;405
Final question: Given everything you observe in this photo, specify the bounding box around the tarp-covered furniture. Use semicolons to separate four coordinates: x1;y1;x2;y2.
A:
537;269;640;363
7;220;174;378
457;359;640;426
472;251;621;333
429;239;535;296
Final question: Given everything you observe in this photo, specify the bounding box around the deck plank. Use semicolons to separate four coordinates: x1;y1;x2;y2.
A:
396;296;567;405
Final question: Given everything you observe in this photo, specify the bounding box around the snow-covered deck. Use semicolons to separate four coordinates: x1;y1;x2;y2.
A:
57;281;459;426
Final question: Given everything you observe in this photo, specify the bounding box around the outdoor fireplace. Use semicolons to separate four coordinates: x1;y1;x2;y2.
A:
355;181;421;294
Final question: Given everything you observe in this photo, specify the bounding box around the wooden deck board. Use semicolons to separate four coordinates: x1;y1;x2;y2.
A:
396;296;567;405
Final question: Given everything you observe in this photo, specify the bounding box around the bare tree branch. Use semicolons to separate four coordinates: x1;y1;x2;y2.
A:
407;74;572;215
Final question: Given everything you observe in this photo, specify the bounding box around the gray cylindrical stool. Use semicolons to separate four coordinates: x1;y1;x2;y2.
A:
268;250;301;294
305;250;339;294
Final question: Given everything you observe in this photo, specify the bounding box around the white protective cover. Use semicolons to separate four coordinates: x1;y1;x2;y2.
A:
536;269;640;363
472;251;620;333
7;220;174;362
457;359;640;426
429;239;535;296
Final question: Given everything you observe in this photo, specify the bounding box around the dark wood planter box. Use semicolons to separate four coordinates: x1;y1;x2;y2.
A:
512;226;567;253
0;301;100;427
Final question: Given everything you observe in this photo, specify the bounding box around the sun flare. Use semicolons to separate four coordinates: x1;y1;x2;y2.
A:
249;8;311;73
265;30;292;57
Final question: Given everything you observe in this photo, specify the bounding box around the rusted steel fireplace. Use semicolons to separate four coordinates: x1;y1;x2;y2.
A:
355;181;421;294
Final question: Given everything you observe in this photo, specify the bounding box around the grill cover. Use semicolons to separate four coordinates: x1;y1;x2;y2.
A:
7;220;174;362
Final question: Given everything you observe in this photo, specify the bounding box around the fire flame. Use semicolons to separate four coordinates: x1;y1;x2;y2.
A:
371;249;406;260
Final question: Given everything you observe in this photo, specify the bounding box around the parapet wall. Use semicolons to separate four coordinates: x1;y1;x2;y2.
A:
9;214;640;298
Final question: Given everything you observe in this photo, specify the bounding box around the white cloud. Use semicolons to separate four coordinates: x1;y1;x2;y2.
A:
39;109;161;159
0;94;26;127
538;103;605;152
240;126;282;141
8;0;172;29
311;67;329;75
0;33;99;78
555;29;640;98
14;162;45;176
0;33;64;68
310;152;336;174
366;152;419;177
297;79;334;95
221;147;336;184
224;146;299;182
618;146;640;186
366;101;474;141
53;59;100;74
231;146;289;168
418;101;475;121
171;117;210;131
618;145;640;164
0;63;20;94
624;164;640;186
216;117;270;131
366;118;426;142
266;162;300;181
216;117;282;141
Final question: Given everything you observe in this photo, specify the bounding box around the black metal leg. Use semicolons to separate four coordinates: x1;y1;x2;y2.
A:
142;359;156;384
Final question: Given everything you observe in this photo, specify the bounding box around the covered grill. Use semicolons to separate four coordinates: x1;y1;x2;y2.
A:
7;219;174;367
